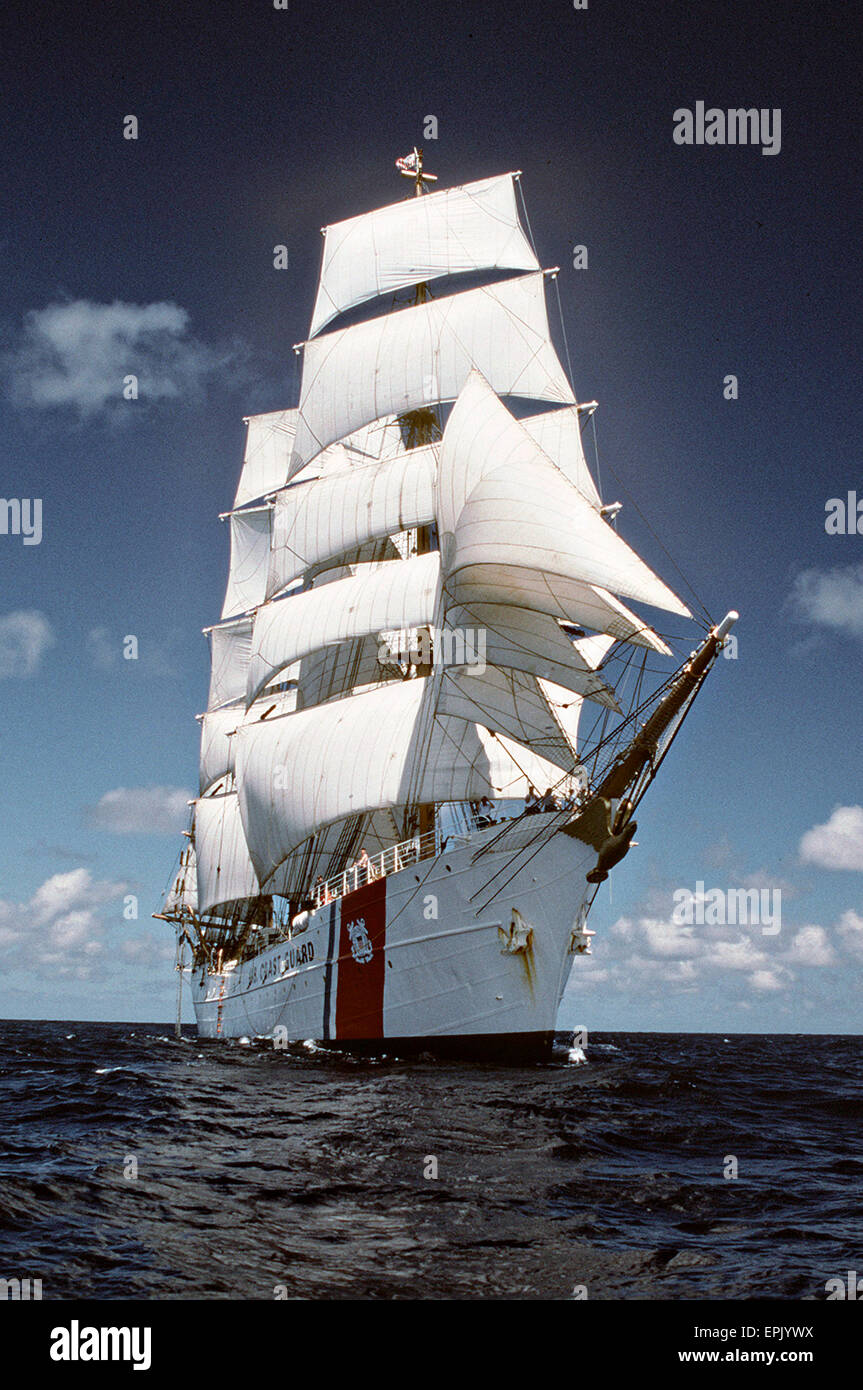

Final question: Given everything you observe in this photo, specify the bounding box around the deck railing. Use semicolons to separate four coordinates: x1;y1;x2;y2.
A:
310;789;586;911
313;828;439;908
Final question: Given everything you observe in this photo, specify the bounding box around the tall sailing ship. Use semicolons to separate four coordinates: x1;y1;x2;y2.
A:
157;150;736;1060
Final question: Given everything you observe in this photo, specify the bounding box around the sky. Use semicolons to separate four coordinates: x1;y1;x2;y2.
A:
0;0;860;1030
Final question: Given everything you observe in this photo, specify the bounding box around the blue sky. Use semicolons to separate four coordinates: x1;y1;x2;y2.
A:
0;0;860;1029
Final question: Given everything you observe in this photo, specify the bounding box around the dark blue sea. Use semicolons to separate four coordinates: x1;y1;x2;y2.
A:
0;1022;859;1300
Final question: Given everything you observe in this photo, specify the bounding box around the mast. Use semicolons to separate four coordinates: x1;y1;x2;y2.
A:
174;928;185;1040
397;147;439;840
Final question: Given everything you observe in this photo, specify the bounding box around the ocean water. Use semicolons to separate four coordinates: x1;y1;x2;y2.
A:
0;1022;858;1300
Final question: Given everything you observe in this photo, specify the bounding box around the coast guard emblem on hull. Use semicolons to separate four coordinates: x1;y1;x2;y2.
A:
346;917;373;964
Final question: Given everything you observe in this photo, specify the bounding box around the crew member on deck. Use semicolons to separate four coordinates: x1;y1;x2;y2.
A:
353;847;373;884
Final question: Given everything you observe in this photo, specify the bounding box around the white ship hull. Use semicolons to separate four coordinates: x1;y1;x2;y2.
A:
190;816;596;1061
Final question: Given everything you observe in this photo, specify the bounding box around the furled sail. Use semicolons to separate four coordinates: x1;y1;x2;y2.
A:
221;505;271;619
309;172;539;337
268;445;437;596
195;790;260;915
289;273;575;477
248;552;441;705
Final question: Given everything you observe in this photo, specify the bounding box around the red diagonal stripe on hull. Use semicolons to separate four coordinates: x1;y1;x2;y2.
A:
336;876;387;1039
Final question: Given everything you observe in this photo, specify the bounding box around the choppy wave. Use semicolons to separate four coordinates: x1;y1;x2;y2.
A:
0;1022;858;1299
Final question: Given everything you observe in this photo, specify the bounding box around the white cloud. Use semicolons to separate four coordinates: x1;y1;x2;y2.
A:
748;968;786;992
0;867;127;976
800;805;863;871
836;910;863;960
87;785;191;834
2;298;248;417
785;925;836;968
30;867;115;924
703;937;770;973
0;609;54;678
790;562;863;640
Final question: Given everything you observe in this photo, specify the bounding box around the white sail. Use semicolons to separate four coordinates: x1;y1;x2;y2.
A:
164;845;198;916
289;273;575;477
444;600;622;706
268;445;437;596
233;410;298;509
199;688;297;792
236;413;407;504
207;617;253;711
451;473;690;615
438;374;678;642
195;790;260;915
309;172;539;337
221;505;271;619
446;396;690;616
294;634;395;712
249;552;440;705
236;677;569;885
539;636;617;754
521;405;601;509
199;706;243;794
450;580;671;653
290;415;406;485
437;666;576;764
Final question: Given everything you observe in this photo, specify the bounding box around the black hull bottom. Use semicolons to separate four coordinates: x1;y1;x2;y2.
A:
318;1030;557;1064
